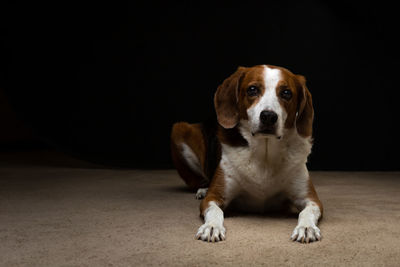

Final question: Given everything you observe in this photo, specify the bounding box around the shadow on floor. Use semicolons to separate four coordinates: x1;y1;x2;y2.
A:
163;185;196;194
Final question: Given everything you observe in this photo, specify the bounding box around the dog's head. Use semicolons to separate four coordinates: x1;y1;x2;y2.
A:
214;65;313;138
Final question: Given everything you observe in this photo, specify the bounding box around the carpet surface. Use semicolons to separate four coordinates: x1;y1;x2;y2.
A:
0;151;399;266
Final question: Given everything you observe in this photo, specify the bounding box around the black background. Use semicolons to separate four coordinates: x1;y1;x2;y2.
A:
1;1;399;170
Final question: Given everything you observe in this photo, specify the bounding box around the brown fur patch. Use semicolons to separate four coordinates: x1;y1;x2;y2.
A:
214;67;246;129
200;165;226;217
295;75;314;137
237;65;266;120
276;69;303;131
307;178;324;218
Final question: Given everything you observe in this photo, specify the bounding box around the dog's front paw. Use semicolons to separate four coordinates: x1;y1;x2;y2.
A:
291;224;321;243
195;223;226;242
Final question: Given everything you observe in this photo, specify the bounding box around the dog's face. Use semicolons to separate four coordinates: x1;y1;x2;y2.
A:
214;65;314;138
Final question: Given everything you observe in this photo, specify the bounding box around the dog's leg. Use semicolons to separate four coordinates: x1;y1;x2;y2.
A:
195;166;234;242
196;200;225;242
289;176;323;243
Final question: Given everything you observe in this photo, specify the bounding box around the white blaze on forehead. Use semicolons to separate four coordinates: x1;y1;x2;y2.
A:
246;65;286;135
260;66;282;112
263;66;282;94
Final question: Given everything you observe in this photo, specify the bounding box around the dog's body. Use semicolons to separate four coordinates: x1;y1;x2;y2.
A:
171;65;323;243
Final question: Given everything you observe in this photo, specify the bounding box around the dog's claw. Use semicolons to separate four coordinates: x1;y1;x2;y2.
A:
291;225;321;244
196;223;226;243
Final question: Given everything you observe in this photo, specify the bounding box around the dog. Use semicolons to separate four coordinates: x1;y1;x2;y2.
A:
170;64;323;243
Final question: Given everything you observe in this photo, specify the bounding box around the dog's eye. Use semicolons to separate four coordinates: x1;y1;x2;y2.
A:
247;86;259;97
280;89;292;100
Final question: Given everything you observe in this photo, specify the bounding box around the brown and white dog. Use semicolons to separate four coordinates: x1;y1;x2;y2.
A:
171;64;323;243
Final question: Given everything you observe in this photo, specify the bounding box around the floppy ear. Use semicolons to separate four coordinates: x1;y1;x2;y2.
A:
296;75;314;137
214;67;246;128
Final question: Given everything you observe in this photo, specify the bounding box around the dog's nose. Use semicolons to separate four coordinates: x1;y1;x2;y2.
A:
260;110;278;125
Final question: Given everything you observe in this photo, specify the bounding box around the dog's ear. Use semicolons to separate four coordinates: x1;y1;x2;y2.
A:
295;75;314;137
214;67;246;129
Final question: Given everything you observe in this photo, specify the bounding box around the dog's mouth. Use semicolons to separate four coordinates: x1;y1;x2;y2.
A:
251;127;281;139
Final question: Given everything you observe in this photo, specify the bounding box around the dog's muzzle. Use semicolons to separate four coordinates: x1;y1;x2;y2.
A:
257;110;278;134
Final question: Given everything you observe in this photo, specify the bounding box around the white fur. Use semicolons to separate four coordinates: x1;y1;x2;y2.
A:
246;66;287;137
196;201;226;242
221;127;312;212
180;143;205;178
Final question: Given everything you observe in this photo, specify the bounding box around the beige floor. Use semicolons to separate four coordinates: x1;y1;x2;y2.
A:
0;151;399;266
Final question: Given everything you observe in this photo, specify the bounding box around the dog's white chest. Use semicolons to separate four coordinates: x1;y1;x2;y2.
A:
218;128;313;211
220;139;287;201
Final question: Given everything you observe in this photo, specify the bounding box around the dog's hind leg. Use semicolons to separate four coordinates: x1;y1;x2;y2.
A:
171;122;209;191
